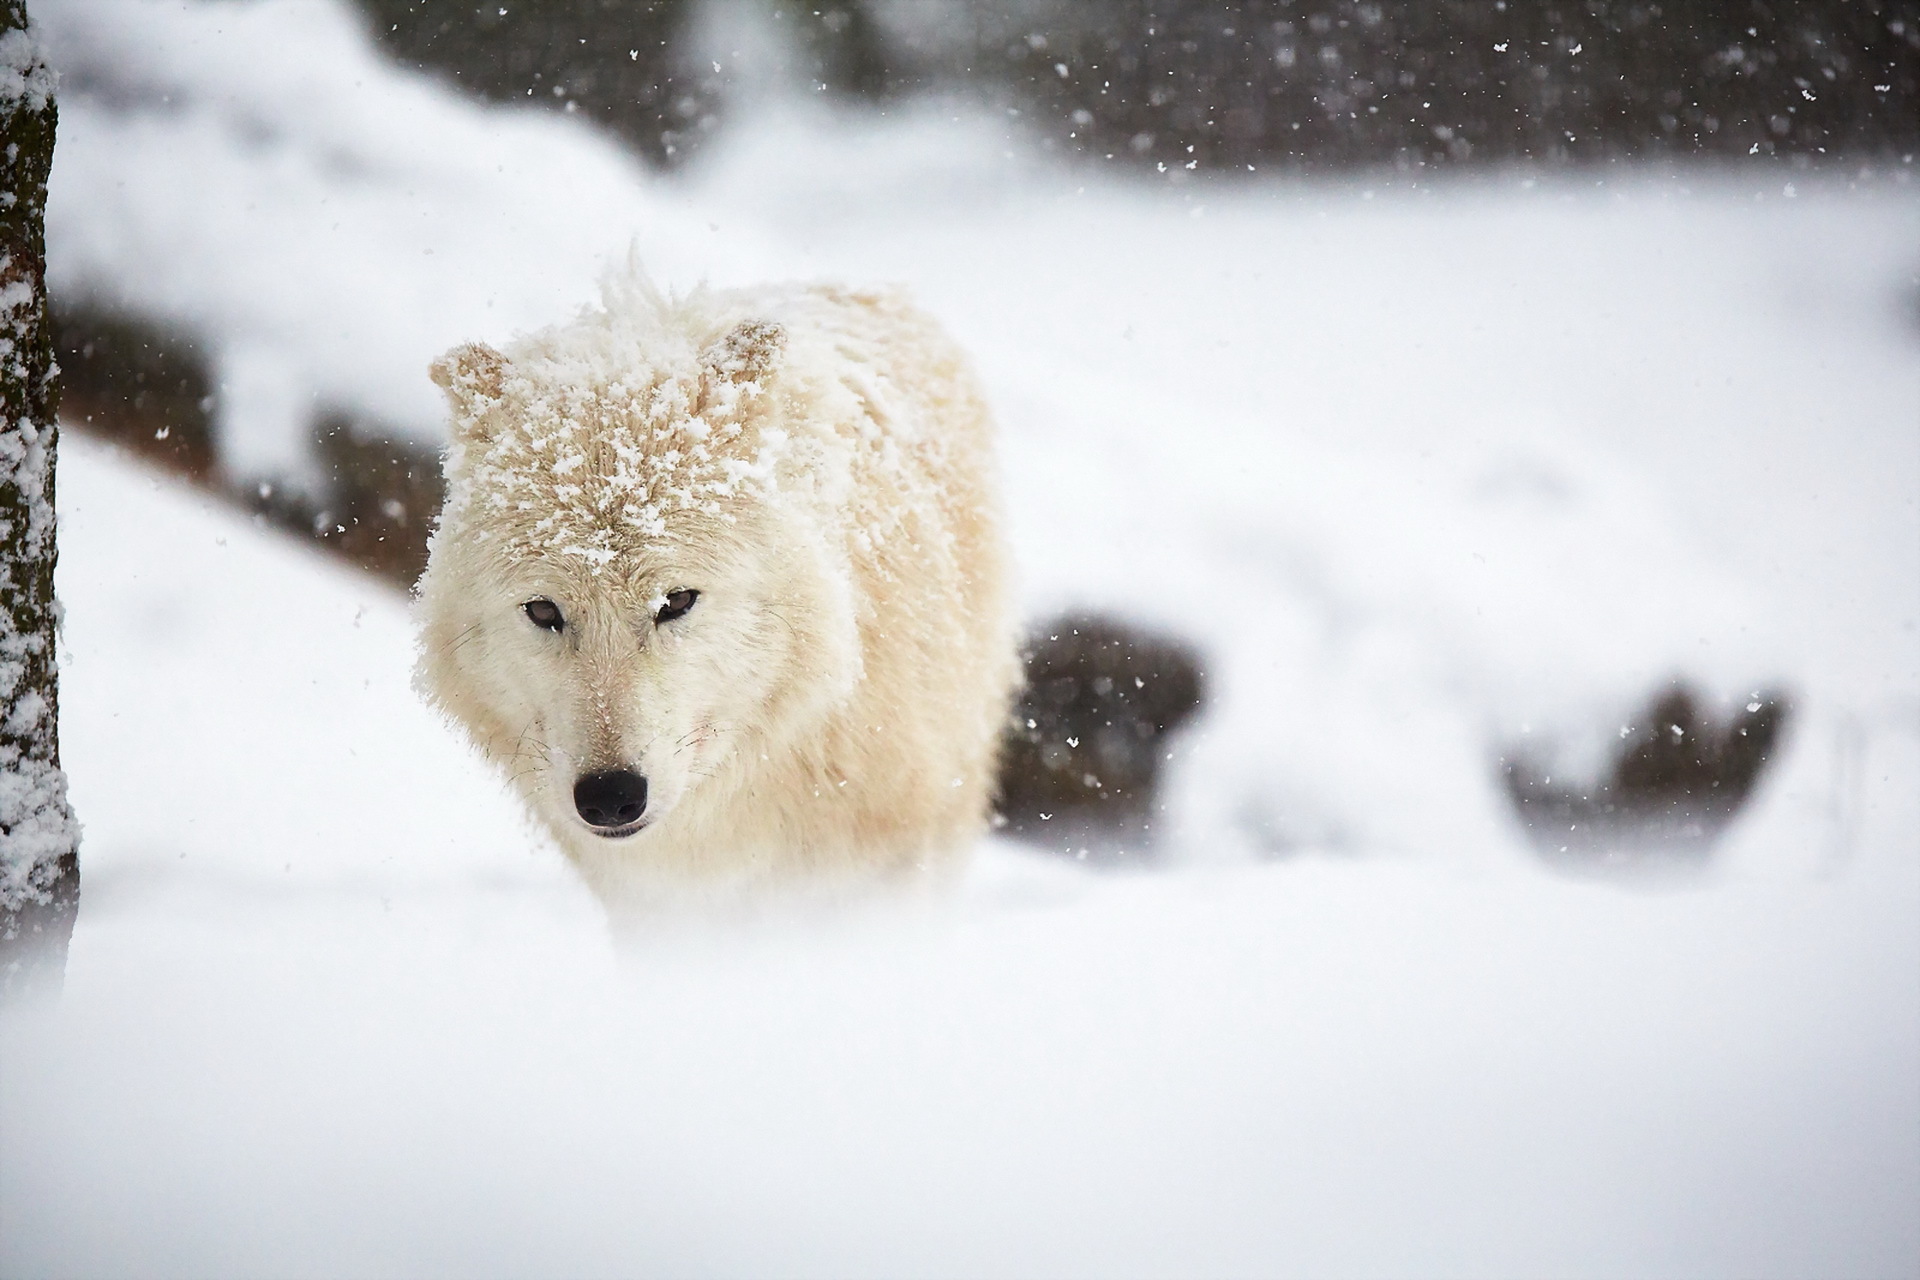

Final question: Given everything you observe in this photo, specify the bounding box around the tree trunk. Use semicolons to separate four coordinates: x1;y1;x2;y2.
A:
0;0;77;998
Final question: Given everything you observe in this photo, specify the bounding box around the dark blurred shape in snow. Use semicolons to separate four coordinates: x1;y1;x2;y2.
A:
52;301;217;481
263;412;443;585
1502;684;1791;865
998;612;1204;859
363;0;711;166
362;0;905;166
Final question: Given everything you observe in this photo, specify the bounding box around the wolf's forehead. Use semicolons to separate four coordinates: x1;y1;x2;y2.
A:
511;365;699;436
460;368;788;571
469;476;716;573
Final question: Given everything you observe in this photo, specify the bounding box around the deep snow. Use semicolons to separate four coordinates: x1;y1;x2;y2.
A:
3;435;1917;1277
4;0;1919;1273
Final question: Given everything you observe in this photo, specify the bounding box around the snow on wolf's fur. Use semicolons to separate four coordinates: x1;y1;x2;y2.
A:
415;272;1018;916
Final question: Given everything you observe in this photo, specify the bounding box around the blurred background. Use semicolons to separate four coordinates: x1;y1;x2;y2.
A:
6;1;1919;1275
365;0;1920;169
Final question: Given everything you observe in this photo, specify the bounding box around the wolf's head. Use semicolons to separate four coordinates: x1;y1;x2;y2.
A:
415;300;861;854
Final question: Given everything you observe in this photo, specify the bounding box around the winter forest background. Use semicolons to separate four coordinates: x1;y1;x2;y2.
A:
4;0;1919;1276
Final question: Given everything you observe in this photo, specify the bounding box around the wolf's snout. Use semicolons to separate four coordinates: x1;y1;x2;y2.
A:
573;769;648;831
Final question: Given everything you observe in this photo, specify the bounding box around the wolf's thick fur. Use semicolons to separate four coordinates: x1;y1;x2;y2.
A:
415;277;1018;915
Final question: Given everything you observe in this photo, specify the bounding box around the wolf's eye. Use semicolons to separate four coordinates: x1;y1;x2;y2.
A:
523;598;565;632
655;589;698;623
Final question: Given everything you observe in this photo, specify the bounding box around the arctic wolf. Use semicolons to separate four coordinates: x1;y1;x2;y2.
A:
415;277;1018;916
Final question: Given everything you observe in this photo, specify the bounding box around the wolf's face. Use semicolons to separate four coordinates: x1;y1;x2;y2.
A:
417;316;862;851
422;504;859;845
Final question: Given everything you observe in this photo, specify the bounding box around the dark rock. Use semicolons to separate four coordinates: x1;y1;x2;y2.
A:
249;411;443;588
1502;684;1791;863
996;612;1204;859
51;302;218;480
360;0;709;168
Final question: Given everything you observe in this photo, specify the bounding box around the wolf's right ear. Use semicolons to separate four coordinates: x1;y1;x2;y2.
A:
429;342;510;436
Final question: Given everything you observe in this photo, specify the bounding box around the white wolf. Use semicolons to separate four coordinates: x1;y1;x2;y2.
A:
415;276;1018;917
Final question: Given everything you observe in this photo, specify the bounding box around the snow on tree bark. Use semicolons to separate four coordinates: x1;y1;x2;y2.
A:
0;0;76;994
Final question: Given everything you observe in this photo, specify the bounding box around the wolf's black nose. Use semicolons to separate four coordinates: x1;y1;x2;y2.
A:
574;770;648;829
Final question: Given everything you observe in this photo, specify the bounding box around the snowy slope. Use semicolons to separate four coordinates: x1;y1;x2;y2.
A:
0;436;1915;1277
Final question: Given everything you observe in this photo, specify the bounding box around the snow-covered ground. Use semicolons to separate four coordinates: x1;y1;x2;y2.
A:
4;0;1919;1274
5;434;1918;1278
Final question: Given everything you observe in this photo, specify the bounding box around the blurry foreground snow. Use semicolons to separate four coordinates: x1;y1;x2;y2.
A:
4;430;1917;1277
4;0;1919;1273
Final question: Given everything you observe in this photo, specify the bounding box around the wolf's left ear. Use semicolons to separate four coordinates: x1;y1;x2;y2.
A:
429;342;510;435
699;319;785;392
